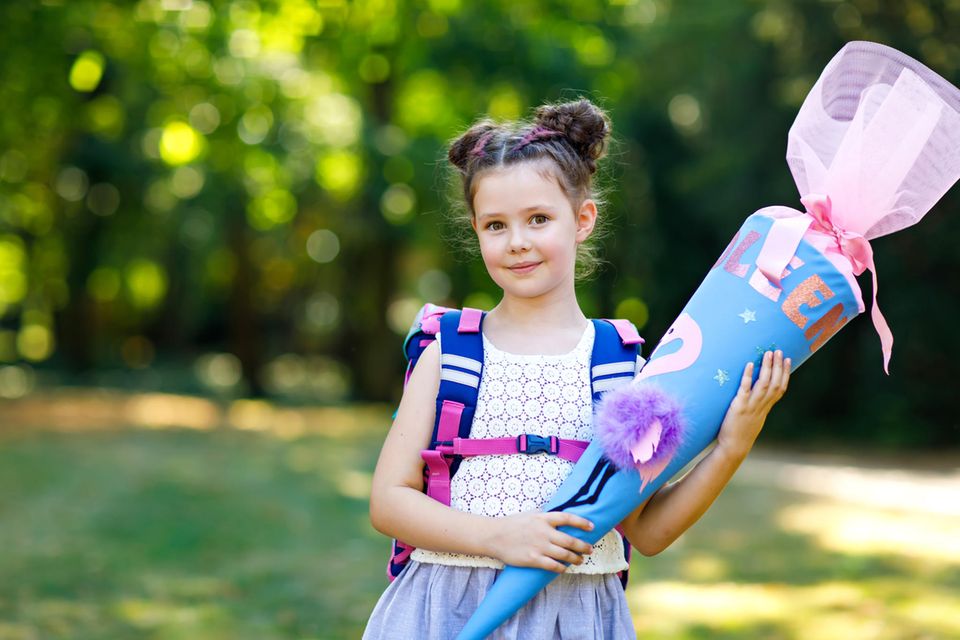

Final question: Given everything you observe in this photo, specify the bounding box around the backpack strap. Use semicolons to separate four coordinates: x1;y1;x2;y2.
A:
604;318;645;347
421;308;485;506
590;319;644;399
401;303;451;386
391;307;484;581
590;317;645;589
434;308;484;444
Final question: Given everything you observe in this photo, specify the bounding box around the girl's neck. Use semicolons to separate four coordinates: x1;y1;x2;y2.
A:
487;288;587;333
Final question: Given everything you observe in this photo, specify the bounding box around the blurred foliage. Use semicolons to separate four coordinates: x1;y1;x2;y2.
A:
0;0;958;445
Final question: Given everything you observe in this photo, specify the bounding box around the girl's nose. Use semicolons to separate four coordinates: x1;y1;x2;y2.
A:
508;228;531;253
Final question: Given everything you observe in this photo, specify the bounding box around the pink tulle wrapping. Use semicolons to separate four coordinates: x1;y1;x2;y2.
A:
594;382;685;473
787;41;960;240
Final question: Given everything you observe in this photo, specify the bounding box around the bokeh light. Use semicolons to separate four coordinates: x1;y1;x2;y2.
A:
170;166;206;199
306;229;339;263
305;93;362;147
86;95;125;138
125;259;168;310
87;267;122;302
69;50;105;92
615;297;650;330
0;364;35;399
315;150;362;200
159;121;204;165
238;104;274;144
189;101;221;134
668;93;703;134
387;296;424;335
417;269;452;301
86;183;121;216
380;183;416;224
303;291;339;333
55;167;89;202
247;188;297;229
194;352;243;393
17;324;54;362
0;235;27;305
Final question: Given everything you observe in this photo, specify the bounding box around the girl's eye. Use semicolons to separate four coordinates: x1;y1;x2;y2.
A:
531;214;548;224
486;221;504;231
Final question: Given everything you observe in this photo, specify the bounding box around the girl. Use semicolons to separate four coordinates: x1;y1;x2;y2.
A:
364;98;790;639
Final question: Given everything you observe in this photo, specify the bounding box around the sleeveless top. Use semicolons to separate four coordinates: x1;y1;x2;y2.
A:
411;322;629;573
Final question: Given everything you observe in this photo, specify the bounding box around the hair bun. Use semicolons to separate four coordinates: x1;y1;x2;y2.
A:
534;99;611;171
448;120;498;172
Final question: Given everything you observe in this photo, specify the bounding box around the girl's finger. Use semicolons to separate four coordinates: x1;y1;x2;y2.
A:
540;557;568;573
551;531;593;555
738;362;754;396
751;351;773;401
548;512;594;532
767;351;784;398
548;544;584;566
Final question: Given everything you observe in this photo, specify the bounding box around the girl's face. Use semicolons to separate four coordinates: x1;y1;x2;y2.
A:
471;160;596;302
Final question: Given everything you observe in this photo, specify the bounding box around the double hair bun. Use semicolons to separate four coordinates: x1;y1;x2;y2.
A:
449;98;611;173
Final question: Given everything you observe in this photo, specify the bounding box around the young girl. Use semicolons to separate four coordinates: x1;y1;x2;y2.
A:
364;98;790;639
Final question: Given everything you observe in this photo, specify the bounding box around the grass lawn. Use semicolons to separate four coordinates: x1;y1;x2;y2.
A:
1;392;958;639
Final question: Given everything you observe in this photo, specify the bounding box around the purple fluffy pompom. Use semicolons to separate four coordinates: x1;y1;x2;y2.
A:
595;382;685;472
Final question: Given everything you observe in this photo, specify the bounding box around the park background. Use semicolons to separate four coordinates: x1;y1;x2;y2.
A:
1;0;958;638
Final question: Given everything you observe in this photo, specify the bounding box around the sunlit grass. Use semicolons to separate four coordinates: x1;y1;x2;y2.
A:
1;388;389;438
630;579;960;639
1;390;958;638
779;502;960;564
626;449;960;640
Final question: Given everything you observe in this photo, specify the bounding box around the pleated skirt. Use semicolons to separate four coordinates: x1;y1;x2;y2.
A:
362;561;637;640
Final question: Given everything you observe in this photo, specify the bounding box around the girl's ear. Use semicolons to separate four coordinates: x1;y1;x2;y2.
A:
575;199;598;243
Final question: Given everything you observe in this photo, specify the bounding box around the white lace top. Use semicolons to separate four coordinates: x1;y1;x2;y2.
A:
412;322;629;574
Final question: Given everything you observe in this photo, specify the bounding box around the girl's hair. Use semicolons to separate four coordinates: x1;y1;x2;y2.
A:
445;98;613;280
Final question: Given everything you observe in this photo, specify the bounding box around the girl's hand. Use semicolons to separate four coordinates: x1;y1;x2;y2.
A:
717;350;791;461
483;512;595;573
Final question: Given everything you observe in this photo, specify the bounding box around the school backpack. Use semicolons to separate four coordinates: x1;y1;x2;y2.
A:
388;303;645;587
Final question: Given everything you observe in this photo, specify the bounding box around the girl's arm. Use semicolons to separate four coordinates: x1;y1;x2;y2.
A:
369;340;594;572
618;349;791;556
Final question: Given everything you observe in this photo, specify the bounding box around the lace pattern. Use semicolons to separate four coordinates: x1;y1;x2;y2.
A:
412;322;629;574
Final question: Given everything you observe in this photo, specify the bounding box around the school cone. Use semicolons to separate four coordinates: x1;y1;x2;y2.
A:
455;41;960;640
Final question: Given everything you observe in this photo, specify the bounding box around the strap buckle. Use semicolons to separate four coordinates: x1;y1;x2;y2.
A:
516;434;559;455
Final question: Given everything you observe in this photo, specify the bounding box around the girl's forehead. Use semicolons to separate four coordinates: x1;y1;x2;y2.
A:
474;161;569;213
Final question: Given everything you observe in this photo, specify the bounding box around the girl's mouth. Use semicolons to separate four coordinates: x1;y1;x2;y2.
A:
508;261;541;275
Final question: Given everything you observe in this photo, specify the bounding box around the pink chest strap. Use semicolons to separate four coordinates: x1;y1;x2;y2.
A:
421;435;590;506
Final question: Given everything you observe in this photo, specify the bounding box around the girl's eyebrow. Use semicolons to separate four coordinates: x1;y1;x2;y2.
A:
477;205;556;220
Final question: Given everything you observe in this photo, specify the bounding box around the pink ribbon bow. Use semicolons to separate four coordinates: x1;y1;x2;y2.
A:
756;193;894;374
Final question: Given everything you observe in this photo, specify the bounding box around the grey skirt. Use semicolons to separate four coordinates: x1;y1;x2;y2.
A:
362;561;636;640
